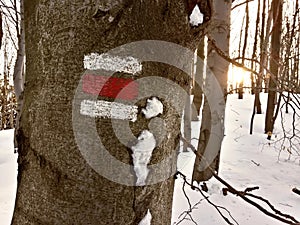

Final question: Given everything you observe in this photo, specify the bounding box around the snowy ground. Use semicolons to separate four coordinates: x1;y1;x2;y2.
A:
172;94;300;225
0;129;17;225
0;94;299;225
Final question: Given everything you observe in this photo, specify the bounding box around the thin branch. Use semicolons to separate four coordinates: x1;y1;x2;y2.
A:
0;8;17;26
180;135;300;225
175;171;238;225
175;181;199;225
0;0;18;25
4;17;17;49
231;0;254;11
292;188;300;196
245;192;299;223
0;3;19;12
213;173;299;224
207;35;272;78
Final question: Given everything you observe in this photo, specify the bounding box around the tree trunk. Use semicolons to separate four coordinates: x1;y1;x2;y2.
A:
0;11;3;49
13;0;25;103
262;1;274;93
191;37;205;121
183;56;194;152
12;0;211;224
183;89;192;152
13;0;25;152
252;0;262;113
192;0;230;182
265;0;282;134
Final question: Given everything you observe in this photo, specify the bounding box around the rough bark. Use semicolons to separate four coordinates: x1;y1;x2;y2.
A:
12;0;211;224
192;0;230;182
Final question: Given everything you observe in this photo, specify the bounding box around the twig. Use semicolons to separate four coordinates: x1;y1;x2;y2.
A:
251;160;260;166
232;0;254;11
175;171;239;225
175;195;203;225
213;173;299;224
179;135;300;224
292;188;300;196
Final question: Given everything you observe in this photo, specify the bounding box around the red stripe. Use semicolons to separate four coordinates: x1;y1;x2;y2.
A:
82;74;138;100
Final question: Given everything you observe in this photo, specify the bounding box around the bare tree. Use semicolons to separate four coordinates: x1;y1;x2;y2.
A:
265;0;283;135
192;0;231;182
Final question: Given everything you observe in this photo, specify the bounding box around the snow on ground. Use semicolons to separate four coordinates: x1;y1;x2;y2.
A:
172;93;300;225
0;129;17;225
0;94;299;225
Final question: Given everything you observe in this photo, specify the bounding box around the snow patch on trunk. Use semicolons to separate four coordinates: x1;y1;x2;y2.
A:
131;130;156;186
84;53;142;75
138;209;152;225
189;5;204;26
142;97;163;119
80;99;138;121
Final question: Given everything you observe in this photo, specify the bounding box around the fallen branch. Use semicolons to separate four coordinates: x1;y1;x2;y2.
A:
292;188;300;196
175;171;239;225
180;135;300;225
251;160;260;166
175;183;204;225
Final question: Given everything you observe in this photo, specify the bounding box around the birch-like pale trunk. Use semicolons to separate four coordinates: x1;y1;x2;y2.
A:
12;0;25;152
13;0;25;102
191;38;204;121
192;0;231;182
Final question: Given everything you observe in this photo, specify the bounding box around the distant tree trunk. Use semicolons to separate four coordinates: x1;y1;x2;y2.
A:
259;0;266;93
241;1;249;64
265;0;283;134
1;70;8;130
237;11;244;98
13;0;25;151
0;11;3;49
192;0;230;182
250;0;262;134
282;0;298;114
238;0;250;99
262;1;274;93
191;37;205;121
12;1;211;224
13;0;25;103
0;11;3;129
183;61;193;152
252;0;262;114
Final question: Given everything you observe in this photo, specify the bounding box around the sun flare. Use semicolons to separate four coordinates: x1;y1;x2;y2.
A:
230;66;246;84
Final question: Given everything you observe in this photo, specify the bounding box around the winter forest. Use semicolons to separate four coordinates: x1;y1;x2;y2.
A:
0;0;300;224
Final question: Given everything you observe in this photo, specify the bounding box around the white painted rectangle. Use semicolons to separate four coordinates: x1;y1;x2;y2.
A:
80;99;138;121
84;53;142;75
